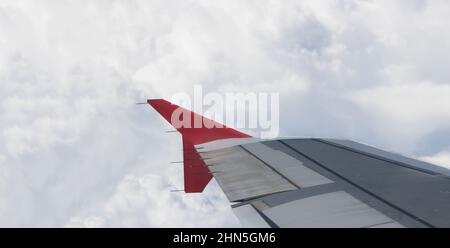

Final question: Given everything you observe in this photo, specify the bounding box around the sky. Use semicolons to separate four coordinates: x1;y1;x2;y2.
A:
1;0;450;227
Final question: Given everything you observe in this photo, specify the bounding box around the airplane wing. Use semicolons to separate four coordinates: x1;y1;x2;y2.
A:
147;99;450;228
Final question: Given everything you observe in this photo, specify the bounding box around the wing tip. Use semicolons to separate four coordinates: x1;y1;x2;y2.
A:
147;98;164;106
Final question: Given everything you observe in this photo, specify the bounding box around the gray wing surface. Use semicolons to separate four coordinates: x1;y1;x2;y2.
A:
199;138;450;228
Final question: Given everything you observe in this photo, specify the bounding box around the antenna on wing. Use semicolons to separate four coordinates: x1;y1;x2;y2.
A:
170;157;211;164
170;189;184;192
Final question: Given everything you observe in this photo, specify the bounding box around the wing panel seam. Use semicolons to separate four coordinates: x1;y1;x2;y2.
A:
278;140;435;228
314;139;437;175
239;145;301;189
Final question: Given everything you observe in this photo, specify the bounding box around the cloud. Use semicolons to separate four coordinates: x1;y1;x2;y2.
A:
66;174;238;227
1;0;450;227
348;82;450;151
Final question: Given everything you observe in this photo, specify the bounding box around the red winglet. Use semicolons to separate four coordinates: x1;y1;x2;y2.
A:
147;99;251;192
147;99;251;145
182;137;212;192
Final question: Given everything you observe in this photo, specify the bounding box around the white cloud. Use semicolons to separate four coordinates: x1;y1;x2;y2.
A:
66;174;238;227
1;0;450;227
348;82;450;150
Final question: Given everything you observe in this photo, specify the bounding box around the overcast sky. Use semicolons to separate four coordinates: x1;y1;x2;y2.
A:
1;0;450;227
